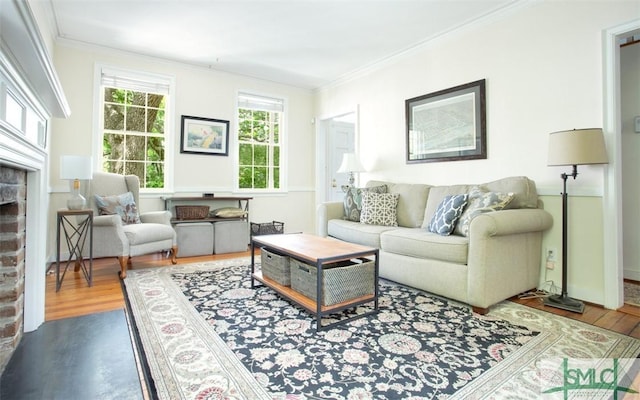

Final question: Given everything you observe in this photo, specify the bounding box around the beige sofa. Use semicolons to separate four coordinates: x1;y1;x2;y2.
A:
317;176;553;314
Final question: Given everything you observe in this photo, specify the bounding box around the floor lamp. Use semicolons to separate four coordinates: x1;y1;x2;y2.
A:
545;128;609;313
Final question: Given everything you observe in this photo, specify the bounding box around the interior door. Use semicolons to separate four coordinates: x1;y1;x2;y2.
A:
328;116;356;201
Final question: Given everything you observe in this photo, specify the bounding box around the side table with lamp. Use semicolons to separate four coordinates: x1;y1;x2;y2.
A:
56;155;93;291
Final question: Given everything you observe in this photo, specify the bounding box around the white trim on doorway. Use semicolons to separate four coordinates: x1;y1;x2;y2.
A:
602;19;640;310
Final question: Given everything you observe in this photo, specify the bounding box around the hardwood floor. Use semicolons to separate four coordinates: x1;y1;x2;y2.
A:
46;251;640;340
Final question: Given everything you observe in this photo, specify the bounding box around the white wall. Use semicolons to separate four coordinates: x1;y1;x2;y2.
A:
314;1;638;305
48;43;316;261
622;42;640;280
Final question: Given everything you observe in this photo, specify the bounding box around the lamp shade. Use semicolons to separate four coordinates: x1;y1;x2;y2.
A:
337;153;365;173
548;128;608;166
60;155;93;180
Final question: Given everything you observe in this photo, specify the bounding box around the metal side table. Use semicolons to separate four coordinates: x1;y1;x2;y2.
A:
56;209;93;291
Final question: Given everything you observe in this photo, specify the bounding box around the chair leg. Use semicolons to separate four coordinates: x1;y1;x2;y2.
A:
170;245;178;264
118;256;129;279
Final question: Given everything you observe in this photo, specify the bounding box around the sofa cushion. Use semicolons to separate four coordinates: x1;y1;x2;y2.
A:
481;176;538;209
428;194;469;235
328;219;396;248
381;228;469;264
360;192;400;227
454;187;514;237
367;181;431;228
421;185;470;229
343;185;387;222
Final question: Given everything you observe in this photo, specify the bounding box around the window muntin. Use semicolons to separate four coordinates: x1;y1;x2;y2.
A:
98;67;172;190
237;93;284;190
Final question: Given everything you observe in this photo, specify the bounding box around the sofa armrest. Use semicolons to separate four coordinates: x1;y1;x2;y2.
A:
469;208;553;238
467;208;553;310
317;201;344;237
140;210;172;225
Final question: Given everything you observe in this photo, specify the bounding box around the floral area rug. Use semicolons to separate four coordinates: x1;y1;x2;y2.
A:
123;258;640;400
625;281;640;307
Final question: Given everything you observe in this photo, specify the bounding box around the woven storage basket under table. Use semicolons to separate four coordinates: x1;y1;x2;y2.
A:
251;221;285;236
174;205;210;220
260;248;291;286
290;257;375;306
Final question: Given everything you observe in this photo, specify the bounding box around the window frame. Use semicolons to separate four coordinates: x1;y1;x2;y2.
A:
234;90;287;194
93;64;175;194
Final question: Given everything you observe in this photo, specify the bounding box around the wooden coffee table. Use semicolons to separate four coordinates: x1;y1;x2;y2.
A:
250;233;379;330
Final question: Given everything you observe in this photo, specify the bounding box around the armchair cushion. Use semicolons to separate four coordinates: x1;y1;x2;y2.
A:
94;191;141;225
123;223;176;245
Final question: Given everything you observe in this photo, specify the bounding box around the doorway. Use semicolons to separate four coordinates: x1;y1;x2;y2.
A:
621;36;640;307
315;109;359;209
603;21;640;310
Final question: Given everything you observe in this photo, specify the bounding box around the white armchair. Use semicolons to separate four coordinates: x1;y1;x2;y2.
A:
87;172;177;278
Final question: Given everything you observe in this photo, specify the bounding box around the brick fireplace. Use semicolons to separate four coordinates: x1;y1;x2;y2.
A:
0;166;26;372
0;0;71;376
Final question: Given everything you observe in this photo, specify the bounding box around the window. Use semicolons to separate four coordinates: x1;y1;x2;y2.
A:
98;66;174;190
237;92;285;190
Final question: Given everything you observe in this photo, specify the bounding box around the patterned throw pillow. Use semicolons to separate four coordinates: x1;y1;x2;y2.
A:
343;185;387;222
94;191;141;225
454;187;514;237
428;194;468;236
360;192;399;227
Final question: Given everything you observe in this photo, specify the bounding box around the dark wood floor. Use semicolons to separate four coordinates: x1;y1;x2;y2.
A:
45;249;640;339
2;310;145;400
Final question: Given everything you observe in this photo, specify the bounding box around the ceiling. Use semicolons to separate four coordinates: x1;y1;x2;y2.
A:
43;0;520;89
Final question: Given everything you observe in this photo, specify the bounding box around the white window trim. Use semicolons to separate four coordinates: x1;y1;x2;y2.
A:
93;63;175;194
233;89;288;194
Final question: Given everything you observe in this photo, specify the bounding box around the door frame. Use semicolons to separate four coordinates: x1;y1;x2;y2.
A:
314;106;360;210
602;20;640;309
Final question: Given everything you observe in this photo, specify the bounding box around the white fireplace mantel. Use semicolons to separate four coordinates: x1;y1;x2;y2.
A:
0;0;69;332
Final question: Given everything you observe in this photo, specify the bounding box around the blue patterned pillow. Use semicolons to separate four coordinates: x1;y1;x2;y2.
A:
95;191;141;225
428;194;468;236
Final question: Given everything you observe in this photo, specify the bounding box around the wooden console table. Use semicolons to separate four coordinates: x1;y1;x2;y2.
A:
162;196;252;224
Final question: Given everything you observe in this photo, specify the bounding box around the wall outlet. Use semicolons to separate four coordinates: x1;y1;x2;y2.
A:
546;247;558;262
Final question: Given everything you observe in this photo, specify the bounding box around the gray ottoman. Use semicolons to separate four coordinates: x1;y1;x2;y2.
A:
175;222;214;257
214;220;249;253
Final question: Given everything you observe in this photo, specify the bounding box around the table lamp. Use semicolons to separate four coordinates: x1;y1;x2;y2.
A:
60;155;93;210
545;128;608;313
337;153;365;191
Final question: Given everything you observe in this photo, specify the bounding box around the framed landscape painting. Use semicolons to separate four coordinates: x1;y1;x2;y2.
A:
180;115;230;156
405;79;486;163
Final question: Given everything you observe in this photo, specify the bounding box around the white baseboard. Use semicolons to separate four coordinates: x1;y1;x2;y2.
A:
624;268;640;282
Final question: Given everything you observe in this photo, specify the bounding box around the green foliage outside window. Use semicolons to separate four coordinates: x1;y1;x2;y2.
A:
103;87;166;188
238;107;281;189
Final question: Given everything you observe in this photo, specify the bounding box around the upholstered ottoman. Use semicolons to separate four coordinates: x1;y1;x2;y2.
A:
214;220;249;253
175;222;214;257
